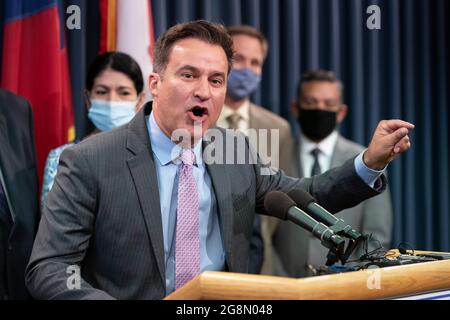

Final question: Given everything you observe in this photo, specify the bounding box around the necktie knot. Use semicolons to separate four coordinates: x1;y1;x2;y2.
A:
226;113;242;130
310;148;321;158
180;149;196;166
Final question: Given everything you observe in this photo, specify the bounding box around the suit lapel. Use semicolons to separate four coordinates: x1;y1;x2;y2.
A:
0;107;20;231
0;113;11;224
0;113;8;169
126;102;165;285
203;137;235;270
248;103;261;130
0;113;13;203
293;136;304;177
330;135;347;168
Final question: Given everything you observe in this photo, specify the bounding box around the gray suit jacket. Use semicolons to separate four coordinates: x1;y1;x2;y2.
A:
26;102;384;299
248;103;293;173
247;103;294;274
272;134;393;277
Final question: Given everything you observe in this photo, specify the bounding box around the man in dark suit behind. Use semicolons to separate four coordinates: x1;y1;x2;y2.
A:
0;89;39;299
26;20;413;300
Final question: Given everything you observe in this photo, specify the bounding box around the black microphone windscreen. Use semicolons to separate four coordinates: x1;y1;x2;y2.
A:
287;189;316;211
263;191;296;220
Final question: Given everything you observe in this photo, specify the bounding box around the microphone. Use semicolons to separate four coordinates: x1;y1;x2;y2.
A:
264;191;345;258
287;189;362;240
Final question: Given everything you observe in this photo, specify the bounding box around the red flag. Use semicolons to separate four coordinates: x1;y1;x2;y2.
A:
1;0;75;184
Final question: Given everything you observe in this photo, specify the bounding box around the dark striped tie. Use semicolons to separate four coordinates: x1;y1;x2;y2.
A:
310;148;322;177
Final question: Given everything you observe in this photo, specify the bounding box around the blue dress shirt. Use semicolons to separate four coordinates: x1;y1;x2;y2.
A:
147;112;225;295
354;151;386;189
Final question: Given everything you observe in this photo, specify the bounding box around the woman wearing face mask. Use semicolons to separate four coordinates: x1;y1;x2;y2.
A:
41;52;145;209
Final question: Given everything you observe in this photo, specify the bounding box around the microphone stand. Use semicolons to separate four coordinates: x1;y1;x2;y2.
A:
319;233;346;266
325;220;366;266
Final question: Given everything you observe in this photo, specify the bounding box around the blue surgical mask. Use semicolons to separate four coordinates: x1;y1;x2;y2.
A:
88;99;137;132
226;68;262;100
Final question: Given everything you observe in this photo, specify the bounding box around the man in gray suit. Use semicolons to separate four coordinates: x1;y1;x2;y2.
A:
26;21;413;300
216;25;293;274
273;70;394;277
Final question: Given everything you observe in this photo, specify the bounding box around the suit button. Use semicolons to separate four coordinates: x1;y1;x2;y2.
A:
8;244;12;251
3;295;8;300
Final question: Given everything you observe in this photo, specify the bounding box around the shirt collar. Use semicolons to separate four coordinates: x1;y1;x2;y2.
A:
221;100;250;121
148;111;202;166
300;130;339;158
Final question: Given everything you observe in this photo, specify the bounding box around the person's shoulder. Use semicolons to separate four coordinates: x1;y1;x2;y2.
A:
48;142;76;160
43;143;75;180
250;103;291;130
0;88;28;104
66;125;129;159
0;89;31;117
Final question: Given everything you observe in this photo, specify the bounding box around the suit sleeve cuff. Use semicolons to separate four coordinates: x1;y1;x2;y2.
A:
354;150;387;190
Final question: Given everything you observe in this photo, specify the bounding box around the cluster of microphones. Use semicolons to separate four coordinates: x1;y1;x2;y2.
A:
264;189;366;266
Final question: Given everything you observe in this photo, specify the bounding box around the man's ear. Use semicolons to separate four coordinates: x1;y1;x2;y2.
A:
149;73;160;97
291;101;300;118
337;104;348;124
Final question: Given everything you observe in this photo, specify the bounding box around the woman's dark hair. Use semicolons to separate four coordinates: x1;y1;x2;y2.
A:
86;51;144;94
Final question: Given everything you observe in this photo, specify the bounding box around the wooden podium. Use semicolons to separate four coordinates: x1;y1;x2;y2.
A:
165;257;450;300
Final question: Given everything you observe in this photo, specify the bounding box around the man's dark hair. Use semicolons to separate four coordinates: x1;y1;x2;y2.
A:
297;69;344;100
227;25;269;58
153;20;234;75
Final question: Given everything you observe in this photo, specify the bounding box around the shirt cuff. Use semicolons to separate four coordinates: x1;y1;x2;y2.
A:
354;150;387;189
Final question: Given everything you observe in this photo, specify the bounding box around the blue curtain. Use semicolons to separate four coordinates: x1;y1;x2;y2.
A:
1;0;449;251
150;0;450;252
152;0;450;251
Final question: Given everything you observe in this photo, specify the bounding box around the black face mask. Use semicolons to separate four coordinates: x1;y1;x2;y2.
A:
297;107;337;141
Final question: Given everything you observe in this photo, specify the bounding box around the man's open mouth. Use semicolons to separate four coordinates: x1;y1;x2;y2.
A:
188;106;209;122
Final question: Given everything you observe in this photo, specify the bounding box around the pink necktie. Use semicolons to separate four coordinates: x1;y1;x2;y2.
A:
175;149;200;289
